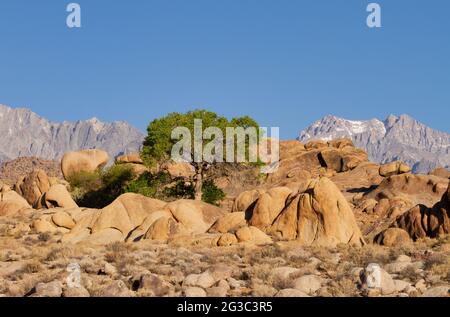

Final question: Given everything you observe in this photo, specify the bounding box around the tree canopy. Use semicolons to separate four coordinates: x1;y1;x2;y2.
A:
142;109;260;165
141;109;261;201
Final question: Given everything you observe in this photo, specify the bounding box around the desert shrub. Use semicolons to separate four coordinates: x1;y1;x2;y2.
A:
69;163;224;208
21;260;43;274
201;180;225;206
424;253;449;278
38;232;52;242
125;171;170;198
161;179;224;205
102;165;134;191
163;180;195;200
70;165;136;208
68;170;102;192
46;246;76;262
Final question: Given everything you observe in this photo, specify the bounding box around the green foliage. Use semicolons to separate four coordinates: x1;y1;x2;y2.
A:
67;170;102;193
69;165;136;208
142;109;261;165
124;171;170;198
69;165;225;208
201;180;225;206
163;180;195;200
70;109;249;208
102;165;135;196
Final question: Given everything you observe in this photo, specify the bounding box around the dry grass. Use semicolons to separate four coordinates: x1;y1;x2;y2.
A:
1;209;449;297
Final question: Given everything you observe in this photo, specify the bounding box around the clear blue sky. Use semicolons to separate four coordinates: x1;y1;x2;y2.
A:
0;0;449;138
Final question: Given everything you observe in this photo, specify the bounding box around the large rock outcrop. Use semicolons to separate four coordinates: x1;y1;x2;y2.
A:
61;194;225;244
14;169;53;207
41;184;78;209
161;161;196;179
237;177;365;247
363;174;448;206
115;153;143;165
115;153;148;176
61;150;109;180
267;139;368;185
379;161;411;177
353;173;449;237
0;185;31;216
429;167;450;179
391;183;450;240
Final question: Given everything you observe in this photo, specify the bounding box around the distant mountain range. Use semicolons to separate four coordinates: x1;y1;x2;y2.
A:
0;104;145;163
299;114;450;173
1;104;449;174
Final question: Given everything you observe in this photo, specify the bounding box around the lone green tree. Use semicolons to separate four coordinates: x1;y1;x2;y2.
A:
141;110;260;201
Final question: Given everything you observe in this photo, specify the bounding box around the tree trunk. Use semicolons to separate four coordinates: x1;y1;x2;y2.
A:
194;164;203;201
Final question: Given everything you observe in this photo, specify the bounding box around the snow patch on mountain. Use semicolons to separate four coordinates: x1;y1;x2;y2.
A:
299;114;450;173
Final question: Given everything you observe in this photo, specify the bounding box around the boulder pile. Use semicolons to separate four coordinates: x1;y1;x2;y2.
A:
234;177;365;247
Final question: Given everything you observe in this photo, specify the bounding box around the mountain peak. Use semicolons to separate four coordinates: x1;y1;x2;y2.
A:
299;114;450;173
0;104;145;163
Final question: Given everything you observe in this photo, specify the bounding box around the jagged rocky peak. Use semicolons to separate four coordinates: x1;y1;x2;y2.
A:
0;104;145;163
299;115;387;141
299;114;450;174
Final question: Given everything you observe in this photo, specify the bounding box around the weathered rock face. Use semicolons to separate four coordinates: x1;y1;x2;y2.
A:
392;183;450;240
235;226;272;245
319;146;368;173
363;174;448;209
14;169;52;207
271;178;364;246
211;225;273;247
0;186;31;216
361;263;396;295
0;157;62;185
41;184;78;209
164;199;225;235
115;153;148;176
237;178;364;247
232;189;264;213
429;167;450;179
267;139;368;185
122;163;149;177
330;162;383;194
379;161;411;177
68;193;166;242
374;228;412;247
61;193;225;244
32;207;84;233
249;187;293;229
353;173;448;237
162;161;195;179
61;149;109;180
279;140;306;160
115;153;143;165
209;212;247;234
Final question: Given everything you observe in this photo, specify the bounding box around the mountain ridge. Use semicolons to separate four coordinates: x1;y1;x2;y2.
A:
0;104;145;163
298;114;450;173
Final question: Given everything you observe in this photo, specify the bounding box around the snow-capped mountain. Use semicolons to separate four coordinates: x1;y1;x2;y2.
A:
0;104;145;163
299;114;450;173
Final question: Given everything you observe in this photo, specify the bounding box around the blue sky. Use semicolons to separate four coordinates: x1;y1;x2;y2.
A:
0;0;449;138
